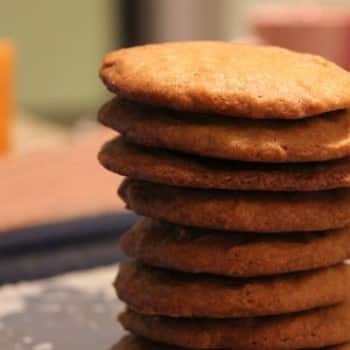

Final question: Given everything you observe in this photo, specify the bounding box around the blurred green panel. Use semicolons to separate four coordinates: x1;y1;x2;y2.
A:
0;0;120;120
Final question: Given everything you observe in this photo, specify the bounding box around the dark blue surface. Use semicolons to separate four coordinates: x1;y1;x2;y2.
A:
0;212;137;253
0;212;137;284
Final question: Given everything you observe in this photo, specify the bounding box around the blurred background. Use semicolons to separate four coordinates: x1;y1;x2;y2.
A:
4;0;350;133
1;0;350;348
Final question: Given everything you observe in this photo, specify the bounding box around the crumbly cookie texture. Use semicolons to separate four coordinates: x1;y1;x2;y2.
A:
121;219;350;277
100;42;350;119
99;99;350;163
119;179;350;233
99;137;350;191
116;261;349;318
119;302;350;350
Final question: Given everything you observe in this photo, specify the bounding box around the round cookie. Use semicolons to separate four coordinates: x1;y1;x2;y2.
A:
100;137;350;191
99;99;350;163
119;179;350;233
111;336;350;350
116;262;349;318
121;219;350;277
119;302;350;350
100;42;350;119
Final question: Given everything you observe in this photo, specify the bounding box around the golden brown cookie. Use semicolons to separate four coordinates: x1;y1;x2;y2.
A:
119;179;350;233
99;99;350;163
100;137;350;191
100;42;350;119
116;261;349;318
111;336;350;350
121;219;350;277
119;302;350;350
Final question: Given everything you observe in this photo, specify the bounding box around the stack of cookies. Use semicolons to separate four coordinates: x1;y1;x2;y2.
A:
98;42;350;350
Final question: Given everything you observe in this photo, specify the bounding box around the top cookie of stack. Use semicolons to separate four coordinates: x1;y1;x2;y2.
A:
98;42;350;350
101;41;350;119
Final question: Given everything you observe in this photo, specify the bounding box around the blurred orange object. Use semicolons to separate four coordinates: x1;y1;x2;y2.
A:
0;40;14;156
251;6;350;70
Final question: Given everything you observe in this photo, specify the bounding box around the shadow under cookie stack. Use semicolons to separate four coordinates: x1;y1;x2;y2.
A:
98;42;350;350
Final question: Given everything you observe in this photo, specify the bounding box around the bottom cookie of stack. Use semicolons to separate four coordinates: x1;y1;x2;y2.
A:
111;335;350;350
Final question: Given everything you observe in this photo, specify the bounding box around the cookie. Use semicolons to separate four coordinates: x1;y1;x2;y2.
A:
100;137;350;191
111;336;176;350
100;42;350;119
121;219;350;277
119;179;350;233
99;99;350;163
119;302;350;350
116;261;349;318
111;336;350;350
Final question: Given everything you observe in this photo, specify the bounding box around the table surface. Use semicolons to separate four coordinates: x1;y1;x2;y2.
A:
1;117;129;349
0;264;124;350
1;126;123;233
